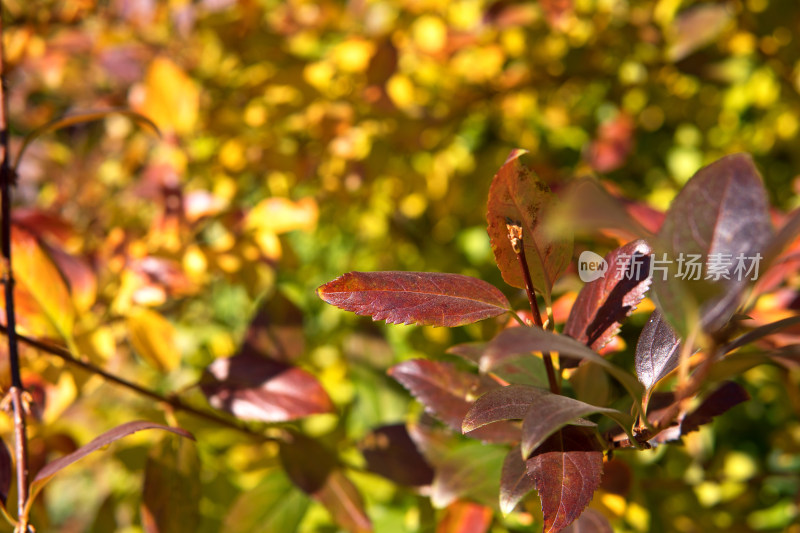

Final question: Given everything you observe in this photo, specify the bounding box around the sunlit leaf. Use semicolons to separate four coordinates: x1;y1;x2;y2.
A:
436;500;493;533
223;470;310;533
486;149;572;305
481;328;644;408
130;57;199;134
653;153;774;337
318;271;510;327
245;196;319;234
666;4;733;62
525;426;604;533
29;422;193;509
635;310;682;393
359;424;434;487
141;434;201;533
388;359;519;443
500;445;535;515
201;351;333;422
564;239;652;360
46;245;97;313
127;307;180;372
11;226;75;340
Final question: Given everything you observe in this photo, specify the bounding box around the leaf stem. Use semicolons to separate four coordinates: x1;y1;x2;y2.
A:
0;324;281;443
0;14;31;529
506;220;560;394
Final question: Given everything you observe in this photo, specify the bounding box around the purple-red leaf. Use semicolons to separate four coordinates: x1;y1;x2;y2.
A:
481;328;644;406
280;433;372;533
359;424;434;487
526;426;604;533
652;381;749;443
564;240;652;361
562;508;613;533
0;438;10;508
201;351;333;422
448;342;549;387
436;500;494;533
31;421;193;503
654;153;773;337
487;149;572;305
635;310;682;392
388;359;519;443
141;434;201;533
317;271;510;327
500;445;535;515
723;315;800;354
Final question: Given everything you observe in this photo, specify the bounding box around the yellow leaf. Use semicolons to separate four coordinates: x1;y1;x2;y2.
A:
245;197;318;234
11;227;75;340
127;308;180;372
131;57;199;135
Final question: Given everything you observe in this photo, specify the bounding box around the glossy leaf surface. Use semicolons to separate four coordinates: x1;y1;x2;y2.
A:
318;271;510;326
201;350;333;422
388;359;519;443
141;434;201;533
654;153;773;336
635;310;682;391
486;149;572;304
564;240;652;357
430;440;507;508
526;426;604;533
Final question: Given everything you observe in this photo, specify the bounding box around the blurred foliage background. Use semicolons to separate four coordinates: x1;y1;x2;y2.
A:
1;0;800;531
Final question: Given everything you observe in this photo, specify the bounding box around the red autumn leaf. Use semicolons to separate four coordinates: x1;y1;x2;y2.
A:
635;310;682;394
388;359;519;443
317;271;510;327
486;149;572;305
564;239;652;361
461;385;631;458
201;351;333;422
526;426;604;533
436;500;493;533
500;445;535;514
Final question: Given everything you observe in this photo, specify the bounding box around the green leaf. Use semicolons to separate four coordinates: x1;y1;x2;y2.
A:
141;434;201;533
223;470;311;533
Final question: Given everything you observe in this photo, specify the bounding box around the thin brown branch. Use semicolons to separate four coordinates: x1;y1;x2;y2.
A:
0;11;31;528
506;219;560;395
0;324;280;443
